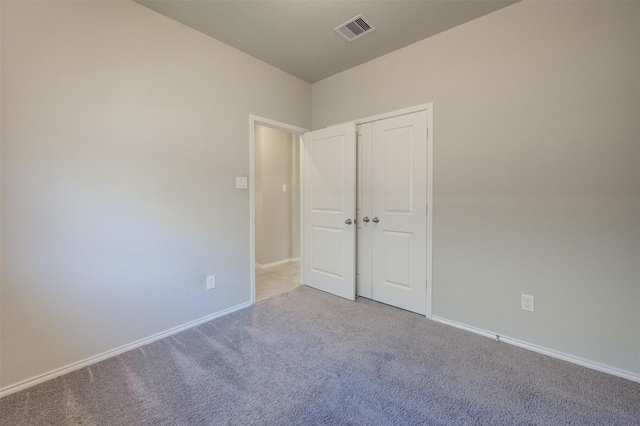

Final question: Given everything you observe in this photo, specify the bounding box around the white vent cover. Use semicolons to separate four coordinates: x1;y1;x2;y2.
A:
334;14;375;42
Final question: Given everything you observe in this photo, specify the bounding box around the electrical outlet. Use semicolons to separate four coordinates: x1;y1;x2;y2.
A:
521;294;534;312
206;275;216;290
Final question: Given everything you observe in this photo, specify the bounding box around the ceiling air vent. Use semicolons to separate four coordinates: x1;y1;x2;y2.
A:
334;14;375;42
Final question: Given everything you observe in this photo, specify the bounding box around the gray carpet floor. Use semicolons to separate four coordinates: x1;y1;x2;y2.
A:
1;286;639;425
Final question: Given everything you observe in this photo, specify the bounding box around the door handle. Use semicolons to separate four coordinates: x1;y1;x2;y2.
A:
362;216;370;223
372;217;380;223
345;218;353;225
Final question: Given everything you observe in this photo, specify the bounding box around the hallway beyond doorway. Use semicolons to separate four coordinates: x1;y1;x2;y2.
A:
255;261;300;301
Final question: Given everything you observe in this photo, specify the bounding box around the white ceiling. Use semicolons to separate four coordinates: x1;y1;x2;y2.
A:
134;0;519;83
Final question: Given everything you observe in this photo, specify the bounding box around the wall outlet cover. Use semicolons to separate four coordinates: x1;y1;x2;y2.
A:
521;294;534;312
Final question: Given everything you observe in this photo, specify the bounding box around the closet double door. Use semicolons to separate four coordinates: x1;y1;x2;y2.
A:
303;110;428;315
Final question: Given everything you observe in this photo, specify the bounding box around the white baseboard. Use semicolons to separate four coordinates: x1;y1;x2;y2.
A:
0;301;253;399
430;315;640;384
255;258;298;269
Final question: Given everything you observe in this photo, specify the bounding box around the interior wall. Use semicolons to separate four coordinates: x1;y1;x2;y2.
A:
312;1;640;376
0;0;310;389
254;125;295;266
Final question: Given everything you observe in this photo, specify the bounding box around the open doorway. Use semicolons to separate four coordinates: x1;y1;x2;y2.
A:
249;116;308;303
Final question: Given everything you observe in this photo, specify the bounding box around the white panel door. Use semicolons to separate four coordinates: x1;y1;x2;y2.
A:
303;123;356;300
371;111;427;314
356;123;373;298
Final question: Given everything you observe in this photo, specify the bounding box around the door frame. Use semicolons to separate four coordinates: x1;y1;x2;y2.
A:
354;103;434;319
249;115;308;304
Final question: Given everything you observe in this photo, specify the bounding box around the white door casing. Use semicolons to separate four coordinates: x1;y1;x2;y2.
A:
370;110;428;314
302;123;356;300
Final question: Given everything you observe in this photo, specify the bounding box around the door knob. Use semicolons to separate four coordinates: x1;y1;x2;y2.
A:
345;218;353;225
372;217;380;223
362;216;370;223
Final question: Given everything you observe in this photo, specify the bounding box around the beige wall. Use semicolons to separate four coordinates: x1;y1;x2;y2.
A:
254;125;298;266
312;1;640;375
0;0;310;388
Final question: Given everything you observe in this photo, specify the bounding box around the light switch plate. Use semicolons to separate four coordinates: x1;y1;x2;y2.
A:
236;177;248;189
206;275;216;290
